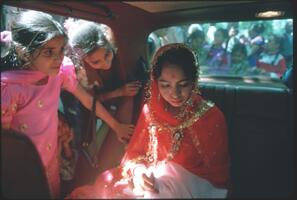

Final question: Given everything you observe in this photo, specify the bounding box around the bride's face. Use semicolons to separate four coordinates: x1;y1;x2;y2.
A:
157;63;193;107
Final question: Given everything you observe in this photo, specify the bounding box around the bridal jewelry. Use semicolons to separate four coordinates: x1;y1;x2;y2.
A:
193;87;201;95
164;97;195;120
147;100;214;162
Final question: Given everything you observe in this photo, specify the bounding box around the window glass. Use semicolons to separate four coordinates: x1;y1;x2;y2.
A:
148;19;293;80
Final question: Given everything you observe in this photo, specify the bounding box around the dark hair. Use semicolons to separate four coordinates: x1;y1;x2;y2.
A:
1;10;67;71
188;29;205;41
68;20;114;68
285;21;293;33
215;28;228;39
152;44;198;82
251;23;265;34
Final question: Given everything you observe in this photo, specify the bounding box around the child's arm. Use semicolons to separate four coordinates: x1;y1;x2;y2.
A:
58;116;74;158
98;81;142;102
72;84;134;144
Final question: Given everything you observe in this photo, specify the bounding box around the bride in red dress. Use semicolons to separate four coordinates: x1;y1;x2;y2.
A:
67;43;230;198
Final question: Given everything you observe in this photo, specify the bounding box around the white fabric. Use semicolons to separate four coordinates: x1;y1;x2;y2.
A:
133;161;228;199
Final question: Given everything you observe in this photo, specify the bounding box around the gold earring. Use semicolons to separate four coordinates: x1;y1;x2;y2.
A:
158;93;161;102
193;87;201;95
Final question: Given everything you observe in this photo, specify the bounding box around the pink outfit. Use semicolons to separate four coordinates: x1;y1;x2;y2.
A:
1;56;78;198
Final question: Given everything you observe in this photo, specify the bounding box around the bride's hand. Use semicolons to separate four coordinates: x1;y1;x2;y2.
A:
140;173;159;193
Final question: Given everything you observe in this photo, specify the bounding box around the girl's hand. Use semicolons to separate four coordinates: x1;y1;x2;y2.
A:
58;118;74;158
58;118;74;145
114;123;134;144
119;81;142;97
64;128;74;144
0;31;12;43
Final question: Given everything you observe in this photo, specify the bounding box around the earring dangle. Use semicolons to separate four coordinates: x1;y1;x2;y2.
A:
193;87;201;95
186;97;193;107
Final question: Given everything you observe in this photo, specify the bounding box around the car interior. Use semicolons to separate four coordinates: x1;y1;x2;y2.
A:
1;0;295;198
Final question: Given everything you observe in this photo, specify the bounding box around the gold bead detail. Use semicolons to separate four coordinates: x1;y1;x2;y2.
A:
37;100;44;108
19;123;28;132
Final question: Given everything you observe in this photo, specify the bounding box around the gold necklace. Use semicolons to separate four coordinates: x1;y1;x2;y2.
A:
164;97;196;120
146;100;214;162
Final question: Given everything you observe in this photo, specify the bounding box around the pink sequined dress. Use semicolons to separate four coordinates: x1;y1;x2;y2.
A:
1;57;78;198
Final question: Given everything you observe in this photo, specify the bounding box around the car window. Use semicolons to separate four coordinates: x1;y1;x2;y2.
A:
147;19;293;81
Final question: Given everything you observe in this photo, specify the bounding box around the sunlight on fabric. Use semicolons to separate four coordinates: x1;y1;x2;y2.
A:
104;171;113;182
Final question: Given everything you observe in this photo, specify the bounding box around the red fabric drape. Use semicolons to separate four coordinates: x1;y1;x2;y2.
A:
122;80;230;188
68;77;231;199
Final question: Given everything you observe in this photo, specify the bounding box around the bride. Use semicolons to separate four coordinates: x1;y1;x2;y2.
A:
67;43;231;199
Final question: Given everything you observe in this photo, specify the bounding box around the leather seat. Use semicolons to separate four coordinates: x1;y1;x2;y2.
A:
200;83;294;198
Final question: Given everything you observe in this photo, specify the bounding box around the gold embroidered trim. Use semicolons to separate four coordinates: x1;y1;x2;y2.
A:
147;100;214;162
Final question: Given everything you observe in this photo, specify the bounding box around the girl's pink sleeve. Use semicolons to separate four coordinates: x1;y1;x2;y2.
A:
1;83;18;127
60;56;78;93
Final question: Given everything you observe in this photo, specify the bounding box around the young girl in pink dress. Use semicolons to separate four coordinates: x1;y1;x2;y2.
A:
1;10;134;198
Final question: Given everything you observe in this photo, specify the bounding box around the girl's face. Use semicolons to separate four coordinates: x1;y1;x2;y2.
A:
157;64;193;108
30;36;66;76
191;37;204;49
84;47;113;70
214;31;225;45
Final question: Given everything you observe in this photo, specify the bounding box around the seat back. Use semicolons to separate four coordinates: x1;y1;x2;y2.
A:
200;83;294;198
